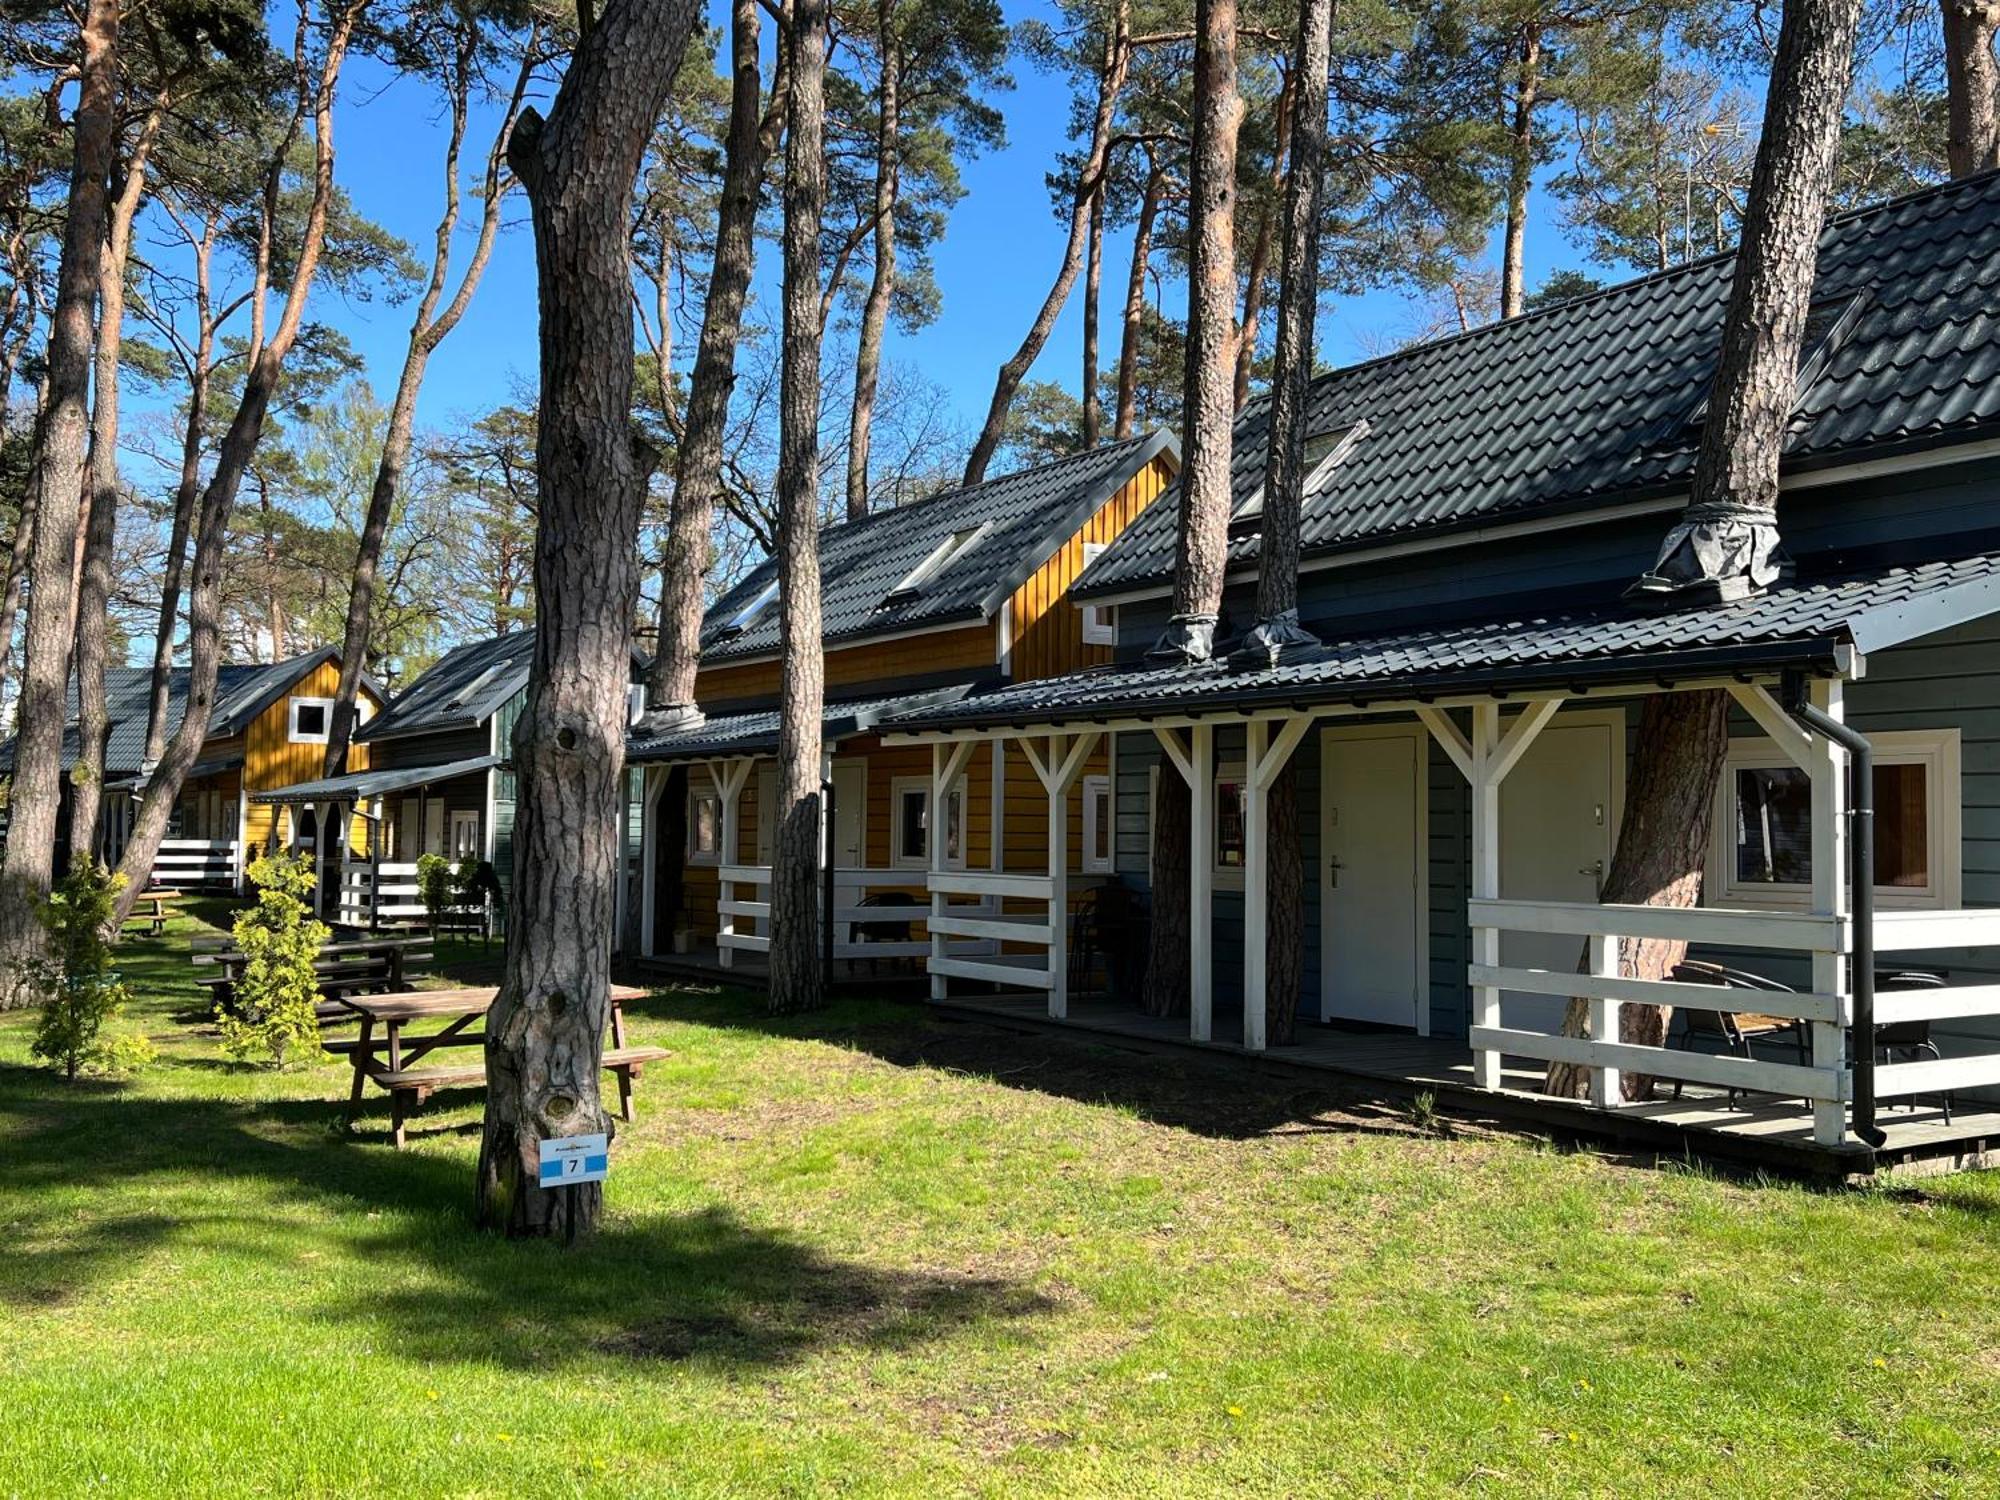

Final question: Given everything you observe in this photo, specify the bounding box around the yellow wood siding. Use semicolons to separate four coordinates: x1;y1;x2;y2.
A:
1007;456;1171;683
694;623;998;708
238;658;382;857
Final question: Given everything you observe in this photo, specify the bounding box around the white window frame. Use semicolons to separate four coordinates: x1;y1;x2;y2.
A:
891;774;968;871
1707;727;1961;911
687;784;724;866
1212;761;1247;890
1079;543;1117;645
1082;773;1113;873
1233;421;1369;525
889;524;990;599
288;696;333;745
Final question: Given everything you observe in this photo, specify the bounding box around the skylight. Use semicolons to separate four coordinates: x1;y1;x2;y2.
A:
1230;420;1369;535
714;577;780;639
1678;293;1863;432
882;524;989;605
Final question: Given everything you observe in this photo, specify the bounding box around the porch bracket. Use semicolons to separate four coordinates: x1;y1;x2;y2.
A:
1414;706;1472;781
928;739;978;1002
1153;726;1194;786
1725;682;1815;771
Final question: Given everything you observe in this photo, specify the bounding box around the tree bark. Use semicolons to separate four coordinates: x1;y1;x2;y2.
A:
1942;0;2000;176
143;216;216;767
473;0;698;1241
768;0;830;1014
1113;148;1162;441
647;0;787;715
845;0;898;519
1632;0;1861;604
1264;761;1303;1044
1499;24;1539;322
0;0;119;976
1142;764;1190;1017
325;24;531;778
0;369;51;727
110;1;362;929
1081;179;1104;447
1545;690;1730;1099
1233;63;1293;408
1150;0;1238;665
960;0;1130;486
72;107;166;855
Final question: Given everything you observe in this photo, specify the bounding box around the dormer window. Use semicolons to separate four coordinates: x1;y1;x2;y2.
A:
1230;420;1368;536
882;524;988;606
713;578;779;640
1678;293;1862;433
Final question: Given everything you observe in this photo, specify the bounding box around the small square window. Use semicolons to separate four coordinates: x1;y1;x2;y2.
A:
892;776;966;870
688;789;722;865
1079;543;1118;646
1215;772;1247;870
289;697;332;744
1082;775;1113;873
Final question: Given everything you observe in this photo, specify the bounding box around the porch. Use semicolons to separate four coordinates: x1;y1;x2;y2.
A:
935;989;2000;1178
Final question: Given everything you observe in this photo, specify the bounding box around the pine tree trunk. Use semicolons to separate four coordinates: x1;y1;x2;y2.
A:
1143;765;1190;1016
0;0;119;976
0;370;50;727
473;0;697;1240
1081;180;1104;447
1499;24;1539;322
1113;151;1162;441
768;0;831;1015
961;0;1130;486
846;0;898;520
1265;761;1304;1044
110;1;364;930
1633;0;1861;603
1233;65;1293;409
1545;690;1730;1099
1942;0;2000;176
1151;0;1238;663
326;31;527;777
648;0;785;714
70;103;166;857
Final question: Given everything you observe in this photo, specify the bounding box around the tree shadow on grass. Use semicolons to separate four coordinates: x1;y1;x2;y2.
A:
0;1065;1053;1371
622;987;1442;1145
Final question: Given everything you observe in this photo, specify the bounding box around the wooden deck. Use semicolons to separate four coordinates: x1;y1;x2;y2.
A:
936;992;2000;1180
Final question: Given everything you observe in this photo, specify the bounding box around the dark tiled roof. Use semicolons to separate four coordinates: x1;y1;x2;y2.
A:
886;551;2000;730
357;630;538;743
250;753;501;804
701;431;1177;663
1080;171;2000;597
627;684;978;763
1;648;343;778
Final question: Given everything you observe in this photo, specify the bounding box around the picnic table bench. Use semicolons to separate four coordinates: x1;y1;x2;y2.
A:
337;983;662;1147
123;888;178;937
192;936;432;1016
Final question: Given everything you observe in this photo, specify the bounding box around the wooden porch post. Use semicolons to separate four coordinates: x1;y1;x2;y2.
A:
1808;678;1850;1147
930;738;976;1002
1242;715;1311;1052
1021;730;1103;1020
1468;703;1503;1089
712;759;751;969
639;766;657;958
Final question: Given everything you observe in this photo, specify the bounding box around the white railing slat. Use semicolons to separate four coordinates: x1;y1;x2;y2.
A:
1874;1053;2000;1097
1468;963;1845;1026
1469;1025;1845;1102
1469;897;1846;950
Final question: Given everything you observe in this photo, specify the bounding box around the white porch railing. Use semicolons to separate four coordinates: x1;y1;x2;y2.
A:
1871;909;2000;1103
716;865;1009;966
339;862;426;925
1468;898;1852;1136
151;838;239;890
927;870;1061;993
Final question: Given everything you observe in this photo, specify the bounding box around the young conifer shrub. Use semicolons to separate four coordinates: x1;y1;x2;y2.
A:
218;851;329;1067
27;856;133;1081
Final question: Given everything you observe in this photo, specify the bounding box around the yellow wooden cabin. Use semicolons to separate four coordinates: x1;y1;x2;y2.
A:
83;647;384;891
627;430;1179;978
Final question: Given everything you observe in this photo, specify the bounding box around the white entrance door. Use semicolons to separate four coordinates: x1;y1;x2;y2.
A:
1319;726;1425;1029
449;810;482;862
830;761;867;868
1500;711;1621;1033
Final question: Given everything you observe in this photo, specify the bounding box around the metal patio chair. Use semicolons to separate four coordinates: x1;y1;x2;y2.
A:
1668;961;1810;1107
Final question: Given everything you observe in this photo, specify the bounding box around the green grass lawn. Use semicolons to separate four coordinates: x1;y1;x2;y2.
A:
4;913;1999;1497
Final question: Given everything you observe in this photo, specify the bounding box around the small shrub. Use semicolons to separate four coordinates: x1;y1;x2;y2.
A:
26;858;131;1081
84;1027;157;1077
416;851;455;933
217;851;329;1067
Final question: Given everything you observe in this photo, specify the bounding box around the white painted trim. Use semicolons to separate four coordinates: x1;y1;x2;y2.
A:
1319;721;1431;1037
1079;543;1117;645
287;696;334;745
686;775;724;866
997;597;1014;677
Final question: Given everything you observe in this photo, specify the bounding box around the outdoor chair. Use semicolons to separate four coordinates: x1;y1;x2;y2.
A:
1667;961;1810;1107
1869;969;1953;1125
1069;879;1148;1003
853;891;921;975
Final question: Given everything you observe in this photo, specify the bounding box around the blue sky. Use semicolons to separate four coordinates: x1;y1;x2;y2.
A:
315;0;1598;448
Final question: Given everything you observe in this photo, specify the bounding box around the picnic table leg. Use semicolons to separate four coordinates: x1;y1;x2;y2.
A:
388;1022;406;1149
347;1017;375;1122
617;1066;634;1123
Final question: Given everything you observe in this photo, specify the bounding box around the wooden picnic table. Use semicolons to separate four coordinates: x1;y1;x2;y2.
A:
336;983;660;1148
123;888;178;937
193;936;434;1017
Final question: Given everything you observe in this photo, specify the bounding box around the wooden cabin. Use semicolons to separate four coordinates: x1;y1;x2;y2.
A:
627;430;1179;974
874;172;2000;1177
0;647;383;891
